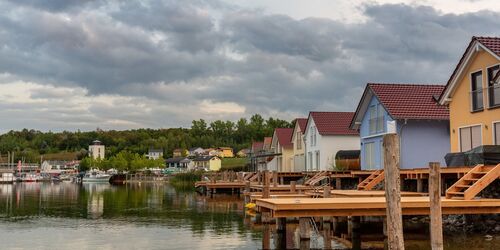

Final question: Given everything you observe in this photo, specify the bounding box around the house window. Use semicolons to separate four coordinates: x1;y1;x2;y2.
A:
308;152;313;170
364;142;375;170
315;151;320;170
471;71;484;111
459;125;482;152
369;104;384;135
487;65;500;107
494;122;500;145
310;127;317;146
296;131;302;149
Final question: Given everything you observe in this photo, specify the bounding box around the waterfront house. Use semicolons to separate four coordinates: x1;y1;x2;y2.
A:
351;83;450;169
291;118;308;172
250;141;266;171
146;148;163;160
217;147;234;158
193;156;221;171
304;112;360;171
269;128;294;172
89;140;105;159
188;147;204;156
165;157;193;169
439;36;500;152
263;137;272;152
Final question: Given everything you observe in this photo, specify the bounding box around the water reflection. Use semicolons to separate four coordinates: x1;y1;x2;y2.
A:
0;183;261;250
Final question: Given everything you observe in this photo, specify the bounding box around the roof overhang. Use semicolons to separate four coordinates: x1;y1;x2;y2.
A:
350;85;373;130
439;40;500;105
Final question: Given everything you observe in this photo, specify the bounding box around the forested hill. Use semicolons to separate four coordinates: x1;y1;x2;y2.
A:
0;114;293;163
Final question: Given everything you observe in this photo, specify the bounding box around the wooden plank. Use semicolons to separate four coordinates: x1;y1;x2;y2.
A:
383;134;405;250
429;162;443;250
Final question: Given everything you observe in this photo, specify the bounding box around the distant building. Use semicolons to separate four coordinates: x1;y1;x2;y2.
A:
173;148;187;157
165;157;193;169
89;140;105;159
291;118;308;172
146;148;163;160
193;156;221;171
268;128;294;172
217;147;234;158
237;149;250;158
188;147;205;156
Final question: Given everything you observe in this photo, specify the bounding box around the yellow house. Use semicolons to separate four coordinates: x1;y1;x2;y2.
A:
193;156;221;171
439;36;500;152
290;118;308;172
270;128;294;172
217;147;234;158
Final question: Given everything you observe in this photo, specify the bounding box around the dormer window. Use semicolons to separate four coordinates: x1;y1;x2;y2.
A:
487;65;500;108
369;104;384;135
471;71;483;112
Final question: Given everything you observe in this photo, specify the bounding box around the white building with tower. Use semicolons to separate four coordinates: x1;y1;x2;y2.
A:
89;140;105;159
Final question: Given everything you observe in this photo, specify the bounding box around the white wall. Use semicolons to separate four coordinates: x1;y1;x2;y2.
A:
319;135;360;170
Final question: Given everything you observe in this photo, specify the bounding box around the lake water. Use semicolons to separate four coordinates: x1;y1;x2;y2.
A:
0;182;498;250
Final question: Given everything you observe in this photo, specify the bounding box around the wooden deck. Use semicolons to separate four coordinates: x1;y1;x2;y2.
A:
256;196;500;218
305;190;427;198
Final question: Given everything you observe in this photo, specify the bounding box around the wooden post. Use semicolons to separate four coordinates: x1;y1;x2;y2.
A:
299;217;310;239
272;171;278;187
383;134;405;250
262;223;271;250
429;162;443;250
323;186;331;198
263;171;270;199
336;177;341;190
417;178;423;193
290;181;296;193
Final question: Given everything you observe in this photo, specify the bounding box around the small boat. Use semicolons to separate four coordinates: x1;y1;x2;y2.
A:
82;171;111;183
18;173;41;182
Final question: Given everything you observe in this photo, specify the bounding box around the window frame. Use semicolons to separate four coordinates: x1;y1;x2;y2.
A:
364;142;375;170
470;69;484;112
368;104;385;135
458;124;482;152
487;64;500;108
493;121;500;146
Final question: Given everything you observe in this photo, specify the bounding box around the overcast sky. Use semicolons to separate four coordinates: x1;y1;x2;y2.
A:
0;0;499;133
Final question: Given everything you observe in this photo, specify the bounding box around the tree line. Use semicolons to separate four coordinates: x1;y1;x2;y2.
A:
0;114;292;163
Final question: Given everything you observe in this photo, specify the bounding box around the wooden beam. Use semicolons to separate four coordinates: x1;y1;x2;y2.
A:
429;162;443;250
383;134;405;250
291;181;296;193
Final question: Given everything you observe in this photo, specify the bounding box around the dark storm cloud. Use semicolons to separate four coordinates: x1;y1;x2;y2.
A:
7;0;101;12
0;0;499;131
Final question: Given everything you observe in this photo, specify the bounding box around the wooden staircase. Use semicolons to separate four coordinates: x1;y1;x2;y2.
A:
446;164;500;200
357;170;385;191
305;171;328;186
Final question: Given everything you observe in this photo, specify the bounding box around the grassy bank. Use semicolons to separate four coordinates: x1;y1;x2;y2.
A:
221;158;248;171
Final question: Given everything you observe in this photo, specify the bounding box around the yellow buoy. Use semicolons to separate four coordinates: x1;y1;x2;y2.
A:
245;202;256;210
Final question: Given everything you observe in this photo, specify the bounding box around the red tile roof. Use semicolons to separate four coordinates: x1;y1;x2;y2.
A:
295;118;308;132
310;112;359;136
251;141;264;152
439;36;500;103
369;83;449;120
275;128;294;148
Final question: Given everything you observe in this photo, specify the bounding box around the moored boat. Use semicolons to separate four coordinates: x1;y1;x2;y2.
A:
82;171;111;183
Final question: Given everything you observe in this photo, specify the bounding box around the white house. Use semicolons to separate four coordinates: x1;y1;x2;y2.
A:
89;140;105;159
188;147;204;156
291;118;307;172
146;148;163;160
303;112;360;171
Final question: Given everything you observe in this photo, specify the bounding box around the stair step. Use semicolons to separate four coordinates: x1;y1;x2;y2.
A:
447;191;464;195
464;178;480;181
456;185;471;188
450;196;465;200
472;172;488;175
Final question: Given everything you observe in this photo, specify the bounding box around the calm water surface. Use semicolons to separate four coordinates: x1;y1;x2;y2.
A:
0;182;261;250
0;182;499;250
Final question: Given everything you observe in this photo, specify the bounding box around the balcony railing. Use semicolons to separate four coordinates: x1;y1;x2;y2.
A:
470;89;483;111
488;84;500;108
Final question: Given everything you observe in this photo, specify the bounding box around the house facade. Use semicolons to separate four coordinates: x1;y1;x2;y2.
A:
269;128;294;172
173;148;187;157
89;140;105;159
303;112;360;171
439;37;500;152
146;148;163;160
217;147;234;158
291;118;307;172
165;157;193;169
188;147;204;156
351;83;450;169
193;156;221;171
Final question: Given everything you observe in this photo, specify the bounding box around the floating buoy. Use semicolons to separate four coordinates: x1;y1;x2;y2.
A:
245;202;256;210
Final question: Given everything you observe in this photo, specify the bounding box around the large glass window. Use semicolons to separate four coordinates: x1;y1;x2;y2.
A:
488;65;500;107
459;125;482;152
364;142;375;169
471;71;484;111
315;151;320;170
369;104;385;135
296;131;302;149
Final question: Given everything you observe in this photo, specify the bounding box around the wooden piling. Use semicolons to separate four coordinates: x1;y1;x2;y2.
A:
290;181;296;193
383;134;405;250
336;177;342;190
263;171;270;199
299;217;310;239
272;171;278;187
324;186;331;198
417;178;423;193
429;162;443;250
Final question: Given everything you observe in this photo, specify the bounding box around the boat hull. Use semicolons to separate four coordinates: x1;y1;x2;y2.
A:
82;176;111;183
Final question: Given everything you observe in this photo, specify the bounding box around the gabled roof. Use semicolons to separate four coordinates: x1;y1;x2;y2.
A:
351;83;449;129
165;157;190;164
295;118;308;132
193;155;219;161
439;36;500;104
307;112;358;136
251;141;264;152
274;128;294;149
